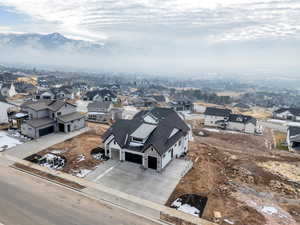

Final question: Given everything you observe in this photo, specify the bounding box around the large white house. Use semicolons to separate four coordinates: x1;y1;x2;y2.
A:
102;108;191;171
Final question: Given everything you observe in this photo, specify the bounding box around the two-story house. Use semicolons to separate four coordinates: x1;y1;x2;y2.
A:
287;126;300;151
36;86;75;100
204;107;232;128
21;100;85;139
84;89;117;102
87;101;113;123
273;108;300;121
102;108;191;172
204;107;258;134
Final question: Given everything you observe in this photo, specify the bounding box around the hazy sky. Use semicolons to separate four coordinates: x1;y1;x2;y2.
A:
0;0;299;75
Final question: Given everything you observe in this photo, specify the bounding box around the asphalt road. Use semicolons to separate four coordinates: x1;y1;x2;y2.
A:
0;165;164;225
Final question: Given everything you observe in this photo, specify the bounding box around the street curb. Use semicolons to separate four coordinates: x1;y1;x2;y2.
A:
2;153;216;225
10;165;172;225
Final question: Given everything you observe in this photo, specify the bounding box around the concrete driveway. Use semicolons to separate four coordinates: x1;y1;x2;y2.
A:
5;127;89;159
85;158;190;204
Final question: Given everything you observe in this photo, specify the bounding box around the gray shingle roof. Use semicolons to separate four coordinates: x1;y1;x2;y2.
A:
86;89;117;100
204;107;232;117
274;108;300;116
25;118;55;128
21;100;75;112
102;108;190;155
48;100;67;112
229;114;257;125
58;112;84;123
87;101;112;112
289;126;300;142
22;100;52;111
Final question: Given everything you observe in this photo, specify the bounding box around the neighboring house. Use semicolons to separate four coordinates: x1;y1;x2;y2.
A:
287;126;300;151
102;108;191;171
149;95;167;103
227;114;257;134
169;99;193;112
204;107;232;127
87;101;113;123
204;107;257;134
273;108;300;121
131;97;157;108
36;90;55;100
14;82;37;94
52;86;75;100
36;86;75;100
20;100;85;139
233;103;250;109
0;100;14;124
84;89;117;102
121;106;140;119
0;83;17;98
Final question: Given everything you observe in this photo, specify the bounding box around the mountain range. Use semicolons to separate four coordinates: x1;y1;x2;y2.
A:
0;32;107;54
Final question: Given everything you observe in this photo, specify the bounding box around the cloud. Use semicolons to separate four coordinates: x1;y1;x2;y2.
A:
0;0;299;43
0;0;299;76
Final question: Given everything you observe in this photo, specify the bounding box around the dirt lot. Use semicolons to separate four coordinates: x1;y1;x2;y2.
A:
232;107;272;120
274;131;289;151
26;122;109;177
166;128;300;225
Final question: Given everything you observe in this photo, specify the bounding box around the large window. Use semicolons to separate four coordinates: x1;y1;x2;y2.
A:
132;137;143;142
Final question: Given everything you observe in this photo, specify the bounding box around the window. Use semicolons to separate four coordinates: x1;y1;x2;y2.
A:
179;141;182;146
57;112;62;116
132;137;143;142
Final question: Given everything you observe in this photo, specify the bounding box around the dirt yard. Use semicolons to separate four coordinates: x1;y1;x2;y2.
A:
166;128;300;225
26;122;109;178
232;107;272;120
274;131;289;151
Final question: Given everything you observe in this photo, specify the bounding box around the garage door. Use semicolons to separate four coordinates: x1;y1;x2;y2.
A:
125;152;143;164
39;126;54;137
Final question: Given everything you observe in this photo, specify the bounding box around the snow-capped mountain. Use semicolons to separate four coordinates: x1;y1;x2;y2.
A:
0;32;106;53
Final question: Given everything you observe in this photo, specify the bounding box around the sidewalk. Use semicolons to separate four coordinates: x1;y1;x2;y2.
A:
5;127;89;159
0;153;216;225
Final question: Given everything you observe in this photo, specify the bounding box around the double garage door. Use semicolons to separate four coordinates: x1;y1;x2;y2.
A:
125;152;143;165
124;152;157;170
39;126;54;137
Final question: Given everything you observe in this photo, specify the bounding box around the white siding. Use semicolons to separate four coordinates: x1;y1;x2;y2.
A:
245;123;256;134
0;101;11;123
227;122;245;132
162;149;172;169
204;115;225;127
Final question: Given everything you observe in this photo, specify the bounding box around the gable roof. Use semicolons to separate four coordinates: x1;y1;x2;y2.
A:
87;101;112;112
149;95;166;102
233;103;250;109
204;107;232;117
21;100;75;112
102;108;190;155
229;114;257;125
288;126;300;142
86;89;117;100
58;112;84;123
274;108;300;116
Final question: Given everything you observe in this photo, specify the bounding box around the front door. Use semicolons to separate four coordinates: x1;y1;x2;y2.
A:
59;123;65;132
148;156;157;170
